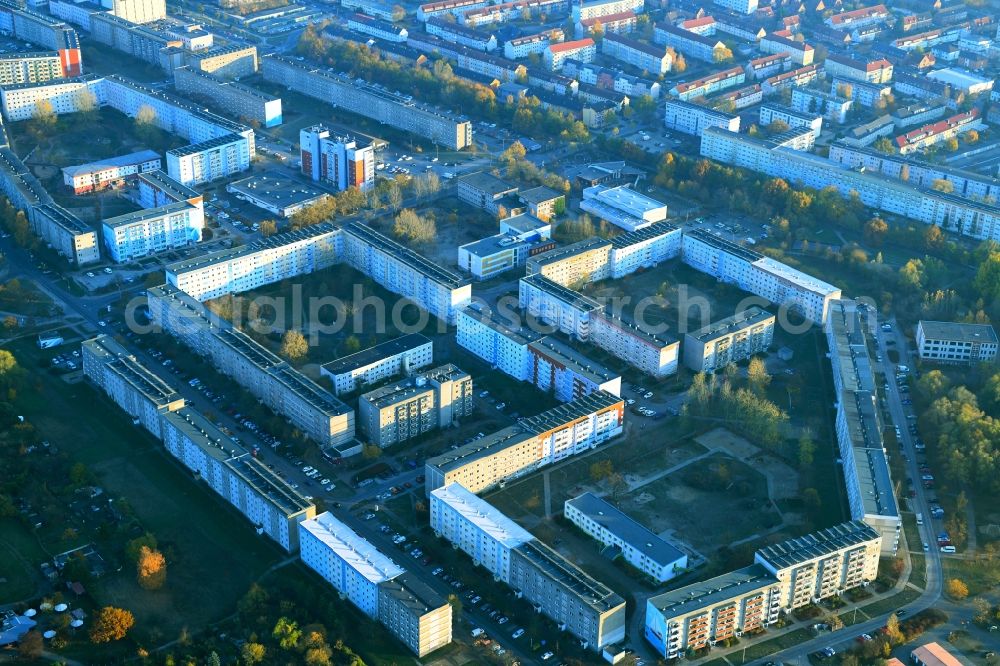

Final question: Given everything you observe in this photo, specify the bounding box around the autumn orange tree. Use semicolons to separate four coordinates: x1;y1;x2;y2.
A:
137;546;167;590
90;607;135;643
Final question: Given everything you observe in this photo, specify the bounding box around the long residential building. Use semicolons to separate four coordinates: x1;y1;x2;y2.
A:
653;22;727;62
424;390;624;494
894;109;981;155
528;336;621;401
700;126;1000;242
0;51;69;85
61;149;161;194
601;33;672;74
261;53;472;149
0;0;82;76
83;334;316;553
321;334;434;396
431;483;626;650
759;103;823;138
565;492;687;582
664;98;740;136
146;283;356;447
681;229;841;324
683;307;775;373
299;512;452;656
173;66;282;128
670;66;746;101
825;299;900;554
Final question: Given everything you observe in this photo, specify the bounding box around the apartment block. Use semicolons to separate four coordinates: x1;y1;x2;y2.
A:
574;0;643;21
670;66;746;101
89;13;183;72
0;0;82;76
607;221;682;277
107;0;166;24
299;125;376;192
0;73;104;120
664;99;740;136
646;564;783;658
166;222;341;301
261;54;472;149
790;88;852;124
654;22;727;63
457;170;519;215
425;390;624;494
299;512;452;656
894;110;981;155
321;334;434;396
147;284;356;447
825;4;889;30
342;222;473;325
601;33;672;74
759;103;823;139
166;133;251;186
456;304;540;381
754;521;882;608
504;30;563;58
713;0;757;14
526;237;612;286
759;33;814;66
187;44;258;79
681;228;841;324
81;334;185;438
565;492;687;582
746;52;791;80
683;307;776;373
528;336;621;401
823;54;893;83
762;64;819;95
102;200;204;262
426;17;497;51
580;184;668;232
359;364;472;447
562;60;660;99
348;12;408;42
30;203;100;266
700;126;1000;243
174;66;282;128
590;308;679;377
61;149;161;194
161;407;315;552
520;273;602;340
0;51;66;86
544;38;595;70
825;299;900;553
916;320;998;364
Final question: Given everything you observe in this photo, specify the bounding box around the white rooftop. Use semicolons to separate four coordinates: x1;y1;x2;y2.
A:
300;512;405;584
753;256;841;296
432;483;533;547
584;184;667;221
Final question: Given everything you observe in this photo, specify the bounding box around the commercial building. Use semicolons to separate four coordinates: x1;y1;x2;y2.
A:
664;99;740;136
457;170;519;215
580;184;668;232
759;103;823;139
299;512;452;656
299;125;376;192
457;231;556;280
528;337;621;401
61;149;161;194
915;320;998;364
681;228;841;324
754;521;882;609
81;334;185;438
424;390;624;494
261;54;472;150
359;363;473;447
341;222;473;325
173;66;282;128
825;299;900;554
102;200;204;262
321;334;434;396
565;492;687;582
670;66;746;101
683;307;776;373
926;68;993;96
701;127;1000;243
601;33;672;74
165;222;341;301
544;38;595;70
226;174;328;218
431;483;626;650
147;283;356;447
0;51;67;86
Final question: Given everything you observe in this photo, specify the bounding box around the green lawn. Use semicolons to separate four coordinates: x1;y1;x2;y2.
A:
858;588;922;617
0;518;46;604
942;556;1000;597
732;628;814;663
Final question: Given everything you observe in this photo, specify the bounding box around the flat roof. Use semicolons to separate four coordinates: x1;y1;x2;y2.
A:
378;572;447;616
137;169;200;202
519;390;621;434
918;320;998;344
321;333;431;377
502;212;549;234
361;363;468;409
432;482;534;547
521;273;602;312
528;237;611;268
102;201;194;229
756;520;880;569
83;335;182;407
926;67;992;89
685;227;763;263
513;539;624;612
688;307;775;343
167;133;246;158
528;337;619;385
648;563;777;618
459;232;541;258
608;219;680;249
62;150;160;178
458;170;518;196
519;185;562;205
585;184;667;215
343;222;469;289
753;256;841;296
459;304;541;347
228;174;328;211
300;511;404;583
566;492;684;567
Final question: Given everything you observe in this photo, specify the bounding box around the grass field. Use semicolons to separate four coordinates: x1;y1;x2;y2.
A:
732;628;814;663
941;556;1000;597
0;518;47;604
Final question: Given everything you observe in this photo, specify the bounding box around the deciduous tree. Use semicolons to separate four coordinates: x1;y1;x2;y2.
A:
137;545;167;590
90;607;135;643
280;330;308;361
946;578;969;600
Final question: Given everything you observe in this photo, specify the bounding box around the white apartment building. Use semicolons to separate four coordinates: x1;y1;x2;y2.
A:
681;229;841;324
528;336;621;402
713;0;757;15
321;333;434;396
430;482;534;580
573;0;643;22
165;222;341;301
823;54;893;84
30;203;100;266
759;103;823;139
105;0;166;25
425;391;625;494
342;222;472;325
173;66;283;128
755;522;882;609
166;133;252;186
566;492;687;582
161;407;315;552
544;38;595;70
580;184;668;232
916;320;998;364
0;73;104;120
670;66;747;101
608;221;683;277
746;53;792;81
519;273;601;341
347;12;408;42
664;99;740;136
457;304;539;381
683;307;776;373
102;201;204;263
426;16;497;51
62;149;161;194
601;33;671;75
791;88;852;124
504;30;563;59
526;237;612;286
82;334;185;439
0;51;66;86
299;125;376;192
701;126;1000;243
591;309;680;377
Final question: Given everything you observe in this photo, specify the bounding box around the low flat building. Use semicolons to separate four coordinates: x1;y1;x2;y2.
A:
457;232;556;280
580;184;668;232
321;333;434;396
916;320;998;364
226;174;328;218
683;307;776;373
565;492;687;582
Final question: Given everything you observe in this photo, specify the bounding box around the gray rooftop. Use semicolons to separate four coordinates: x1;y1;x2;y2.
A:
756;520;880;569
688;307;775;344
648;563;777;618
528;337;619;386
458;170;518;196
566;492;685;567
513;539;625;613
321;333;431;376
521;273;603;312
918;320;998;344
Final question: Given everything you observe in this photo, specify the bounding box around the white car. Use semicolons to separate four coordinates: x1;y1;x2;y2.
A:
541;652;554;661
512;628;525;639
